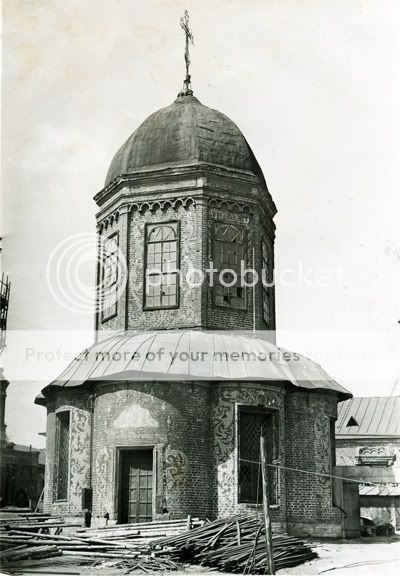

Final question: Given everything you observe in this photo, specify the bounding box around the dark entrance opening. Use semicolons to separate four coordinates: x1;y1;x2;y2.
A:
119;449;153;524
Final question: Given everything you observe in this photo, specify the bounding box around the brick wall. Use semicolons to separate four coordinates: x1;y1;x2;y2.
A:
95;167;276;338
125;203;202;331
43;382;343;536
285;391;343;537
210;383;287;533
91;381;212;521
43;390;91;517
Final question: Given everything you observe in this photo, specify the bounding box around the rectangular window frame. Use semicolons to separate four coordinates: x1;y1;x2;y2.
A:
261;239;273;327
143;221;180;311
100;231;119;323
54;409;71;502
213;222;247;310
236;404;280;506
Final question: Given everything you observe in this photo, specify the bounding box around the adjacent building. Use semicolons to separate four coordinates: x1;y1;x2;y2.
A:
336;396;400;531
1;371;45;509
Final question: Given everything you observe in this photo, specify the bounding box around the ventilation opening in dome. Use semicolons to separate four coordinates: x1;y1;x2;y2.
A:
347;416;359;427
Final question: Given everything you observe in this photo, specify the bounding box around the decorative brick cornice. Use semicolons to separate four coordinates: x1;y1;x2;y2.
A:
96;192;271;232
94;164;277;214
207;197;253;215
129;196;196;214
97;210;120;232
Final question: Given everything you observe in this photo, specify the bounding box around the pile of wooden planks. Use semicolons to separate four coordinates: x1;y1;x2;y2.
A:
152;514;318;573
1;514;317;573
0;516;200;571
74;516;202;542
0;543;62;563
0;511;79;534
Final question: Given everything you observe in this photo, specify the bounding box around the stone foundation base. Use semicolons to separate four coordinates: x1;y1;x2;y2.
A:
288;520;343;538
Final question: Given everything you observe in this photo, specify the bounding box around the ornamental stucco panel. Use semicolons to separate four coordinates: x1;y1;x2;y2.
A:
69;407;91;512
113;404;158;429
164;446;191;510
211;385;284;515
94;445;114;516
313;413;331;493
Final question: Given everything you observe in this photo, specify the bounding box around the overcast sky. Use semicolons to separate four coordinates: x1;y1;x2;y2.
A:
2;0;400;447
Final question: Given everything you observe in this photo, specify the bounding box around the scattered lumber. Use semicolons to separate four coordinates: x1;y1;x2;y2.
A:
0;544;61;562
0;514;317;573
75;516;201;536
151;514;318;573
0;515;194;572
0;511;74;533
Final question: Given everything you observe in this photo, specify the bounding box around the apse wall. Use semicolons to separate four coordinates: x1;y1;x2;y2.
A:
91;381;212;521
285;391;342;537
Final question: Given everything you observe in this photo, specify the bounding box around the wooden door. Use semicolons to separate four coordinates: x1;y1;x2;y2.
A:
120;450;153;524
343;481;360;537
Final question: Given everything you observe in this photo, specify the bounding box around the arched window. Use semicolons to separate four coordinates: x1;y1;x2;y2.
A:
144;222;179;309
213;223;246;309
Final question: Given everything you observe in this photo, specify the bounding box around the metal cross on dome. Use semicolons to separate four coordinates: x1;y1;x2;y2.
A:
180;9;194;95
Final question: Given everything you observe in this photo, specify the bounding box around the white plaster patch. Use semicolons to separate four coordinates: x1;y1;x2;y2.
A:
113;404;158;429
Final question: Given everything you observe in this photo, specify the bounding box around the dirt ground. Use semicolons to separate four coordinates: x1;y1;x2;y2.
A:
278;535;400;575
1;536;400;576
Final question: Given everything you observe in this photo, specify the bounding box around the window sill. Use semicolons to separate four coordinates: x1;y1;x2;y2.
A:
101;311;118;323
214;304;247;311
238;502;280;509
143;305;180;311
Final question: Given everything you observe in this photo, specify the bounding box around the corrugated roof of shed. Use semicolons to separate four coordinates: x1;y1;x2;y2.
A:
336;396;400;436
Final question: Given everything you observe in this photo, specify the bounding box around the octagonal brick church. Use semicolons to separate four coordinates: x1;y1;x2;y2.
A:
36;85;351;537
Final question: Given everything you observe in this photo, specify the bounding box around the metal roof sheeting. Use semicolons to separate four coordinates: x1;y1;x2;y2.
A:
336;396;400;436
36;331;351;404
105;95;265;186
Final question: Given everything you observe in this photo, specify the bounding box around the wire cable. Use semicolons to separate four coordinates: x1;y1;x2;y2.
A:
239;458;393;488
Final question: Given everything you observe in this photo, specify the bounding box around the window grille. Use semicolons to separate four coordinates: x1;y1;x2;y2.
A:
238;407;279;505
56;411;70;500
214;223;246;309
262;241;273;326
101;233;119;320
144;223;179;309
